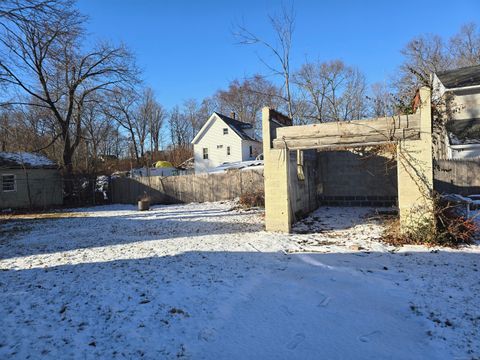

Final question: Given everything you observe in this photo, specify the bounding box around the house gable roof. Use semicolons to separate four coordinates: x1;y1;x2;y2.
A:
436;65;480;89
0;152;58;169
213;112;256;141
191;112;258;144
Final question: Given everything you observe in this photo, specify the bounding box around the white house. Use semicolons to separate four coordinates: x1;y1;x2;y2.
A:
432;65;480;159
191;112;262;173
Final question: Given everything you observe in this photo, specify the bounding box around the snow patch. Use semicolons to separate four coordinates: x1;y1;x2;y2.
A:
0;203;478;359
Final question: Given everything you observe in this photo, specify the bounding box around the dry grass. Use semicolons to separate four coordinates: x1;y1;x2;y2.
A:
0;212;85;221
383;201;478;248
238;190;265;209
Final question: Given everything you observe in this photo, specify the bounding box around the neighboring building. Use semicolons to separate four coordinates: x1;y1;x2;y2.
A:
432;65;480;159
191;112;262;173
0;152;63;209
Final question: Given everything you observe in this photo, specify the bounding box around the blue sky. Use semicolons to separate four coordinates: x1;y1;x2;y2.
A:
78;0;479;109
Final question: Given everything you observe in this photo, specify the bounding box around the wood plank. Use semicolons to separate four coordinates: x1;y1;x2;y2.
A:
276;113;420;139
273;130;420;150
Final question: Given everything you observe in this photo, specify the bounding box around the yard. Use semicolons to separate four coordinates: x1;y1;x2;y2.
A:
0;202;479;359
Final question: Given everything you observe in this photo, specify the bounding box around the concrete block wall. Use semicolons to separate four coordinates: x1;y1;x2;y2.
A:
288;150;318;220
397;87;434;231
316;151;397;207
262;107;292;232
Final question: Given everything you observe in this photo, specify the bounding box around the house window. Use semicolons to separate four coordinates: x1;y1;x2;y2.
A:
2;174;16;192
249;145;253;157
202;148;208;160
223;128;228;135
227;146;231;156
217;145;223;149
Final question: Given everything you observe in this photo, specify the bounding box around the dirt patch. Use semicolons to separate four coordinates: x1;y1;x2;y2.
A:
0;212;86;221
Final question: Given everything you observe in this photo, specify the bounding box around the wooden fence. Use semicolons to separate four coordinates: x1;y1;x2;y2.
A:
111;169;264;204
111;159;478;205
434;159;480;195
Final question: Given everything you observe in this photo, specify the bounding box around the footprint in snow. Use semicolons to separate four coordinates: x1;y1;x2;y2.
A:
280;305;294;316
359;330;382;343
286;333;305;350
317;294;331;307
198;328;217;342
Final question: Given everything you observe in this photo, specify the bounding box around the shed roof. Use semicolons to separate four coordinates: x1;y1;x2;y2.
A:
436;65;480;89
0;152;58;169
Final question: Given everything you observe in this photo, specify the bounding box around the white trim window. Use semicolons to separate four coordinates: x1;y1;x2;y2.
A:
202;148;209;160
2;174;16;192
249;145;253;157
227;146;231;156
223;128;229;135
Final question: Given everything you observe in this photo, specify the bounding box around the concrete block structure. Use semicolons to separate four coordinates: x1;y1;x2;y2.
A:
397;87;434;230
262;87;434;233
262;107;292;232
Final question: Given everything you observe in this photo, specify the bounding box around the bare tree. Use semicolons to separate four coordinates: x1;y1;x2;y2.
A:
104;87;141;163
215;75;280;133
136;87;166;161
0;0;138;178
395;23;480;109
168;105;191;147
0;0;60;24
133;105;149;160
293;61;330;123
450;23;480;68
294;60;368;122
138;88;166;153
399;34;451;90
82;97;117;173
234;5;295;119
182;98;204;141
368;82;396;118
394;33;452;111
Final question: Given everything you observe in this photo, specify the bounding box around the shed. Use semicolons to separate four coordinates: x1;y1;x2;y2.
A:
0;152;63;209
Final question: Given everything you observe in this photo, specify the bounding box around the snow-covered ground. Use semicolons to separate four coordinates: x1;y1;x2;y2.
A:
0;202;479;359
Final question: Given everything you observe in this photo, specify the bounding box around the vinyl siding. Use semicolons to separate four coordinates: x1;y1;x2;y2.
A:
194;117;243;173
0;168;63;209
241;140;262;161
449;91;480;121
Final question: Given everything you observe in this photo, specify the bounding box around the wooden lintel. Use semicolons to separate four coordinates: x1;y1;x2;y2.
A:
272;130;420;150
276;113;420;140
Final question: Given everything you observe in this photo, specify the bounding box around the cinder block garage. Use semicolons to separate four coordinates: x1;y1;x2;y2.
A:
262;87;434;233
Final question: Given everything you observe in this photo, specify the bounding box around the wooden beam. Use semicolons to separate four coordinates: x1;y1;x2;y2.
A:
272;112;421;151
273;130;420;150
308;141;395;151
276;113;420;140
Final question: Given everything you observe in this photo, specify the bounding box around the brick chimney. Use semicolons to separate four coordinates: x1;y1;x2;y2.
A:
230;111;236;119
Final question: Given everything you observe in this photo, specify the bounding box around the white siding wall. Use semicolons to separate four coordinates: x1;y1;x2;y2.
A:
194;118;243;173
449;91;480;121
433;75;480;121
241;140;262;161
433;75;480;159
